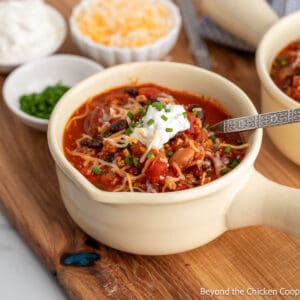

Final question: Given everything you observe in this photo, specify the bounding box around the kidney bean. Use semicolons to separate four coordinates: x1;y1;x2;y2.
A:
169;147;195;170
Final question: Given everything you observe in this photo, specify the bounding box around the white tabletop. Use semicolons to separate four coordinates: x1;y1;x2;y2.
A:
0;210;67;300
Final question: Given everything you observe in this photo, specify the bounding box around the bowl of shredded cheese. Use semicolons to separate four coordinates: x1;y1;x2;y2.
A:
70;0;181;66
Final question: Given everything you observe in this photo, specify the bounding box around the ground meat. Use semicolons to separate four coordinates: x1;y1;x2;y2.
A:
102;140;116;153
130;141;146;157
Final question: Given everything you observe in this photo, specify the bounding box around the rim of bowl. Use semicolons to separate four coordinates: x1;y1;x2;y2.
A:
3;54;104;126
256;10;300;108
0;4;67;68
69;0;182;52
48;61;262;205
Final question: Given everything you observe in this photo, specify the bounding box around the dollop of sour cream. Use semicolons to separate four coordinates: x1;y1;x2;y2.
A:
0;0;61;64
131;104;190;150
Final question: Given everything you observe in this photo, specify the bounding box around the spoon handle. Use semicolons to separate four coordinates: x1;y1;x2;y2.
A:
211;108;300;133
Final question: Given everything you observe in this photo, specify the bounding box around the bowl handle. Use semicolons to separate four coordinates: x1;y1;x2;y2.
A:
202;0;279;47
226;168;300;237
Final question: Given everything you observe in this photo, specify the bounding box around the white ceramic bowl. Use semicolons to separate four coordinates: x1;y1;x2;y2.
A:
256;11;300;165
3;55;103;131
69;0;181;66
0;4;67;74
48;62;300;255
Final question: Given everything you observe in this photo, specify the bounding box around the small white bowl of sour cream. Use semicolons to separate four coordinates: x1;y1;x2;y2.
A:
0;1;67;74
3;55;103;131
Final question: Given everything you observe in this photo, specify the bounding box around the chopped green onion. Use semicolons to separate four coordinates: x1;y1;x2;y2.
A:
152;102;163;111
224;146;231;154
135;119;143;127
277;56;287;67
182;111;187;118
167;150;173;157
220;168;229;175
127;111;134;119
19;82;70;119
125;128;133;136
203;123;209;129
236;139;243;145
92;166;102;175
161;115;168;121
192;108;198;116
229;157;239;168
165;108;171;113
147;118;155;126
165;128;173;133
103;132;110;138
139;108;146;116
147;152;154;159
209;135;216;142
133;157;139;167
129;122;136;129
124;156;138;167
124;156;132;165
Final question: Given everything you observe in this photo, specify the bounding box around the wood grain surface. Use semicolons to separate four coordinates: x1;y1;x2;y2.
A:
0;1;299;299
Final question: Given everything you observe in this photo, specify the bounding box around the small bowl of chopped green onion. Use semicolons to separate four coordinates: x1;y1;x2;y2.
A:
3;54;103;131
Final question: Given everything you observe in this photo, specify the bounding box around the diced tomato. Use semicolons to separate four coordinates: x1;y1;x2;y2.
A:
293;75;300;88
95;172;122;191
186;112;197;134
138;86;162;99
293;88;300;102
145;155;168;184
187;111;197;123
186;112;207;141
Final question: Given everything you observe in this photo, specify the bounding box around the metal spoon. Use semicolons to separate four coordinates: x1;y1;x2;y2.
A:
210;108;300;133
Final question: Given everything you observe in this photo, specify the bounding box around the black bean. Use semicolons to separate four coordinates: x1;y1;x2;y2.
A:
80;138;103;150
130;167;140;176
105;153;115;162
188;104;205;123
109;119;128;133
125;88;138;97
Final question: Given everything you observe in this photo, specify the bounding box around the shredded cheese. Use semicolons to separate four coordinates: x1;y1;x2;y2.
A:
65;108;89;130
200;172;207;185
141;157;155;175
112;178;127;192
162;176;180;192
67;148;126;176
75;0;173;48
171;162;185;180
218;143;249;150
188;139;200;152
126;173;133;192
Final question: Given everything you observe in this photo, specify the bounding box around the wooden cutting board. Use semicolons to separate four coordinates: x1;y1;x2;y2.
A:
0;1;299;299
